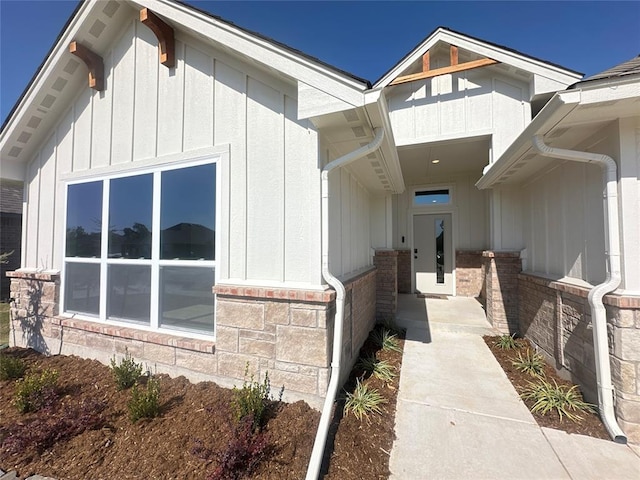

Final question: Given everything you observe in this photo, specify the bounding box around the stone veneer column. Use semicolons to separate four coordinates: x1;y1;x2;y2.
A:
213;285;336;403
374;249;398;322
7;270;60;352
482;251;521;333
607;297;640;444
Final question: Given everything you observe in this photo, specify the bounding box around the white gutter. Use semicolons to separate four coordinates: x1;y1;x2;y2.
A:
305;127;385;480
532;135;627;444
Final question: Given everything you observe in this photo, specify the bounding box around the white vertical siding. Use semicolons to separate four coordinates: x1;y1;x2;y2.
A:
133;23;159;160
157;40;185;155
328;165;372;278
523;162;605;284
111;20;136;165
215;61;246;280
387;69;529;161
21;22;322;287
183;44;214;151
246;78;284;281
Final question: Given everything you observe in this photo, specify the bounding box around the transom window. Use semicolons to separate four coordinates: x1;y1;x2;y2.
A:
414;188;450;206
63;161;217;336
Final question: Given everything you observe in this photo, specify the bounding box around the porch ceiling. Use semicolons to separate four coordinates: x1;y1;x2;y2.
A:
398;135;490;185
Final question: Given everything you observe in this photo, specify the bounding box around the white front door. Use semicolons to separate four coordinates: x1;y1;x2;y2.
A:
413;213;453;295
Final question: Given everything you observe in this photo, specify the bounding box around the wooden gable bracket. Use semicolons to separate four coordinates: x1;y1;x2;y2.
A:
140;8;175;68
69;41;104;91
390;45;498;86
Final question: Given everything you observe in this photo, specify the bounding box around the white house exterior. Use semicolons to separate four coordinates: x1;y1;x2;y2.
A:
1;0;639;443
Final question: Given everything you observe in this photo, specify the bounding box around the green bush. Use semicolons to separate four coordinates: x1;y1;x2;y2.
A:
495;334;518;350
344;379;387;422
128;376;161;422
231;363;282;432
371;328;402;353
110;349;143;390
14;369;59;413
356;355;396;383
522;378;594;422
0;353;27;380
512;349;545;377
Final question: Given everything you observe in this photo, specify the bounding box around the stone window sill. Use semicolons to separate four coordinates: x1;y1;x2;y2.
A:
51;316;215;353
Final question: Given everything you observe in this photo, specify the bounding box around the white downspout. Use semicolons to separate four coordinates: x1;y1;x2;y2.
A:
305;127;385;480
532;135;627;444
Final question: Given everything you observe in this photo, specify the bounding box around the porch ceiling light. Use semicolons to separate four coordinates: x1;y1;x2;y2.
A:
431;159;440;164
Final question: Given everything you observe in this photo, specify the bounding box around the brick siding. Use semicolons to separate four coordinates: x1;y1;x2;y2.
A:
455;250;485;298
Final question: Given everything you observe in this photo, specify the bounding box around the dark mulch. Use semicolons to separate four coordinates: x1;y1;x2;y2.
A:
484;336;610;440
0;328;404;479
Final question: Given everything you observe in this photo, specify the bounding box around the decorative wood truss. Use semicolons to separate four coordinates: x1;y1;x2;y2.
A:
140;8;175;68
390;45;498;86
69;41;104;91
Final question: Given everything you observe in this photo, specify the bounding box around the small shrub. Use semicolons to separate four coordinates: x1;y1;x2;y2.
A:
110;349;143;390
371;328;402;353
512;349;545;377
2;398;106;454
495;334;518;350
128;376;161;422
231;363;283;432
344;378;387;422
522;378;594;422
13;369;59;413
0;353;27;380
207;415;268;480
356;355;396;383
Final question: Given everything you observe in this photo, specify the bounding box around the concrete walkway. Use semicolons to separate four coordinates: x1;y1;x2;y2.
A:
389;295;640;480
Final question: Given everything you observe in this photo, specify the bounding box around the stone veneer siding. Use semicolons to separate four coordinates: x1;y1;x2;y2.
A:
374;250;398;321
518;272;640;444
397;250;411;294
7;268;377;409
483;251;521;333
455;250;485;298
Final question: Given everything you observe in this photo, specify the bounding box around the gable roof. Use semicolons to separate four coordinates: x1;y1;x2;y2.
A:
373;26;582;91
0;0;372;181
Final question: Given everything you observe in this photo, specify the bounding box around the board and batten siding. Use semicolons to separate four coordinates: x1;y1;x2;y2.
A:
326;157;372;279
22;19;322;287
388;69;530;160
392;174;489;251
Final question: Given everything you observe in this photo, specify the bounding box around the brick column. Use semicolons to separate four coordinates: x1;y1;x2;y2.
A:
374;249;398;321
482;251;521;333
396;250;411;294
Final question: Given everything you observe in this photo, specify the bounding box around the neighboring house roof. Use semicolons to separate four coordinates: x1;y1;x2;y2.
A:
373;26;583;92
477;55;640;190
571;54;640;86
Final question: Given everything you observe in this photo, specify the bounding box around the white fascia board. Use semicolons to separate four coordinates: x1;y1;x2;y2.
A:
144;0;367;106
364;89;405;194
374;28;582;90
0;1;96;153
475;90;581;189
579;77;640;104
298;82;360;120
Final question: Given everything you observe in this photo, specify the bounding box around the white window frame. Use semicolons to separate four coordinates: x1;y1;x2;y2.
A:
412;186;453;207
61;155;221;340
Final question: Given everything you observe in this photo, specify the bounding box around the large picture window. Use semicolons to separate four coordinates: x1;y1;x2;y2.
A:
63;161;217;336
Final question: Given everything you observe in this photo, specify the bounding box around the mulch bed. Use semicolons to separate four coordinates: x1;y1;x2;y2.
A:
483;335;610;440
0;328;404;479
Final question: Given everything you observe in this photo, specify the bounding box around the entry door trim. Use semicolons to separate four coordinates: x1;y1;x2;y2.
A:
409;207;457;296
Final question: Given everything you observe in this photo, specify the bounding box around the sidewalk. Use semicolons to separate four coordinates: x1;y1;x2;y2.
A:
389;296;640;480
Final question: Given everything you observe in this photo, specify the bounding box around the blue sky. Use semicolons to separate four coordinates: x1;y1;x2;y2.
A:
1;1;639;123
